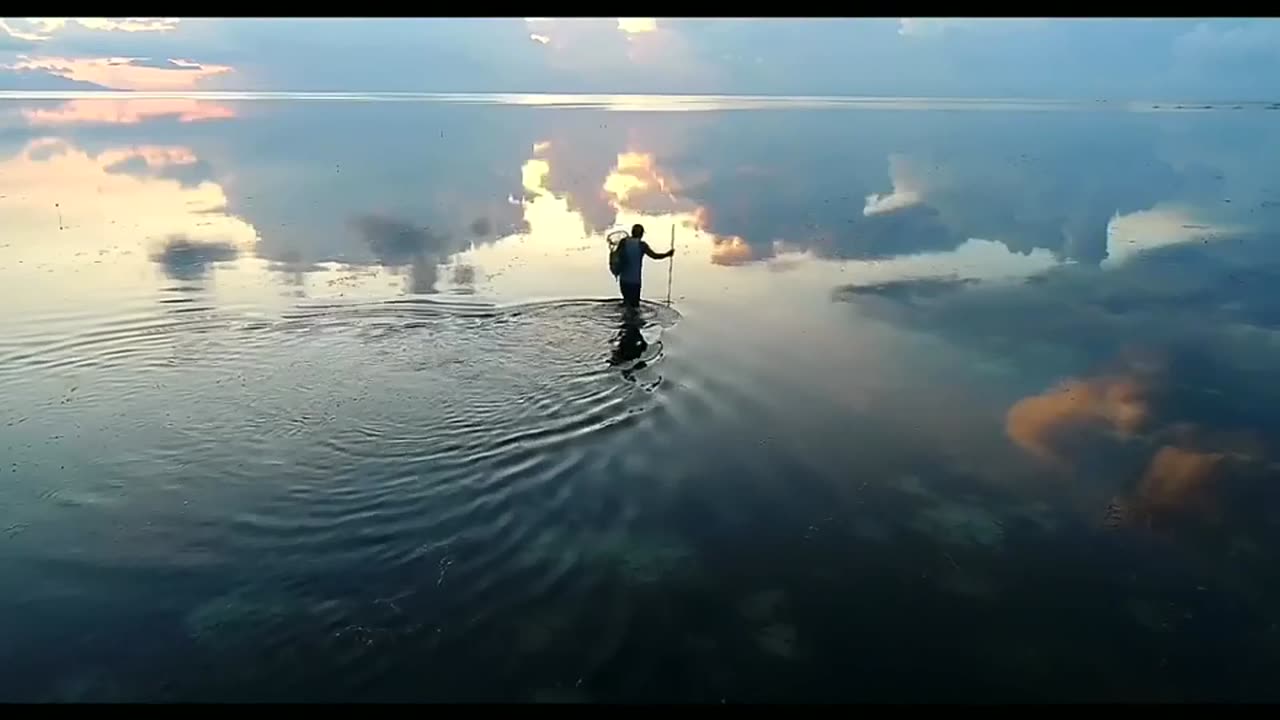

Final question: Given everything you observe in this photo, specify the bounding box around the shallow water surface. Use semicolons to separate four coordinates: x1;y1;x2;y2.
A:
3;94;1280;701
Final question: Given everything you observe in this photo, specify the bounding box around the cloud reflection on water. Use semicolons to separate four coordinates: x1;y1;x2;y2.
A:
20;97;235;125
151;235;238;280
4;96;1276;300
5;95;1280;701
6;95;1276;326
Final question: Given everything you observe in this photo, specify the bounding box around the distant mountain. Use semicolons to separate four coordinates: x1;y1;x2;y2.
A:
0;69;114;91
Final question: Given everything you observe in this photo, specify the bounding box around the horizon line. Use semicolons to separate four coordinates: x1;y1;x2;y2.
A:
0;90;1276;111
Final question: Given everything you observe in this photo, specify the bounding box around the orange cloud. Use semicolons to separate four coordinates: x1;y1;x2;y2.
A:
1136;445;1226;519
9;55;232;91
710;236;754;266
603;154;652;205
603;151;680;211
1006;374;1151;465
1007;351;1271;532
21;98;236;126
692;204;761;266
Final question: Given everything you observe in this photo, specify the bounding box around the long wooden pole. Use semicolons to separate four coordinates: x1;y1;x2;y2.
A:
666;224;675;306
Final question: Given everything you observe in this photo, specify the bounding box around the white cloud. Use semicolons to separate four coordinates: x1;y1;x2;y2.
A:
864;188;922;216
864;154;926;216
617;18;658;35
897;18;945;37
59;17;180;33
898;18;1045;38
0;17;179;41
0;18;47;41
1104;204;1240;267
844;237;1060;287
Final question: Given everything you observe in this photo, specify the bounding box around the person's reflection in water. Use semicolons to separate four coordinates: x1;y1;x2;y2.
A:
610;307;651;380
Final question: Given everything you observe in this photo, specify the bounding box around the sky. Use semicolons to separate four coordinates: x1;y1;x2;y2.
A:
1;18;1279;100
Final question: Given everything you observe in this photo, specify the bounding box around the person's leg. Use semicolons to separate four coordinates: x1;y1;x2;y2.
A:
621;282;641;309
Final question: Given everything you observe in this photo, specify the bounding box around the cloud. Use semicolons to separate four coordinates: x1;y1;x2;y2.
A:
1;18;47;42
101;145;213;188
0;20;38;48
666;117;976;264
1135;445;1226;519
7;54;232;90
837;231;1280;507
997;336;1275;529
0;135;262;304
150;235;238;280
267;250;330;287
112;56;202;70
617;18;658;35
520;17;708;93
1104;205;1240;267
834;276;978;303
1005;372;1152;466
710;236;754;266
351;215;457;294
451;263;477;286
863;154;926;217
61;17;180;33
469;217;492;237
3;18;1272;99
897;18;948;37
354;215;449;265
602;151;685;216
103;146;198;167
0;66;108;90
863;189;923;217
897;18;1045;38
20;98;236;126
1;17;180;40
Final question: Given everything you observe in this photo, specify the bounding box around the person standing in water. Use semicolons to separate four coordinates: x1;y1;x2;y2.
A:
616;223;674;309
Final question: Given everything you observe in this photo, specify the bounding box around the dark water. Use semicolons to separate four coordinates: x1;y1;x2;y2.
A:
3;94;1280;702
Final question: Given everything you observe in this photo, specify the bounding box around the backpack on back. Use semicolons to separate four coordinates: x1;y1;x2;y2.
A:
606;230;631;277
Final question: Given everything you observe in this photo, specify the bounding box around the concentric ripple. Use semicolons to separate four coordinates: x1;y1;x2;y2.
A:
0;296;697;694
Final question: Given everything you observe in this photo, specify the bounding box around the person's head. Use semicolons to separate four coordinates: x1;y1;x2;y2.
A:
631;223;645;239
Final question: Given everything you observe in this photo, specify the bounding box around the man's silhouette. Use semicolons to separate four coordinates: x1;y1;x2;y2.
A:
615;223;674;309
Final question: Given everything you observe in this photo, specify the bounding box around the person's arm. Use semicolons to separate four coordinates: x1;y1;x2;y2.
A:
642;241;674;260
